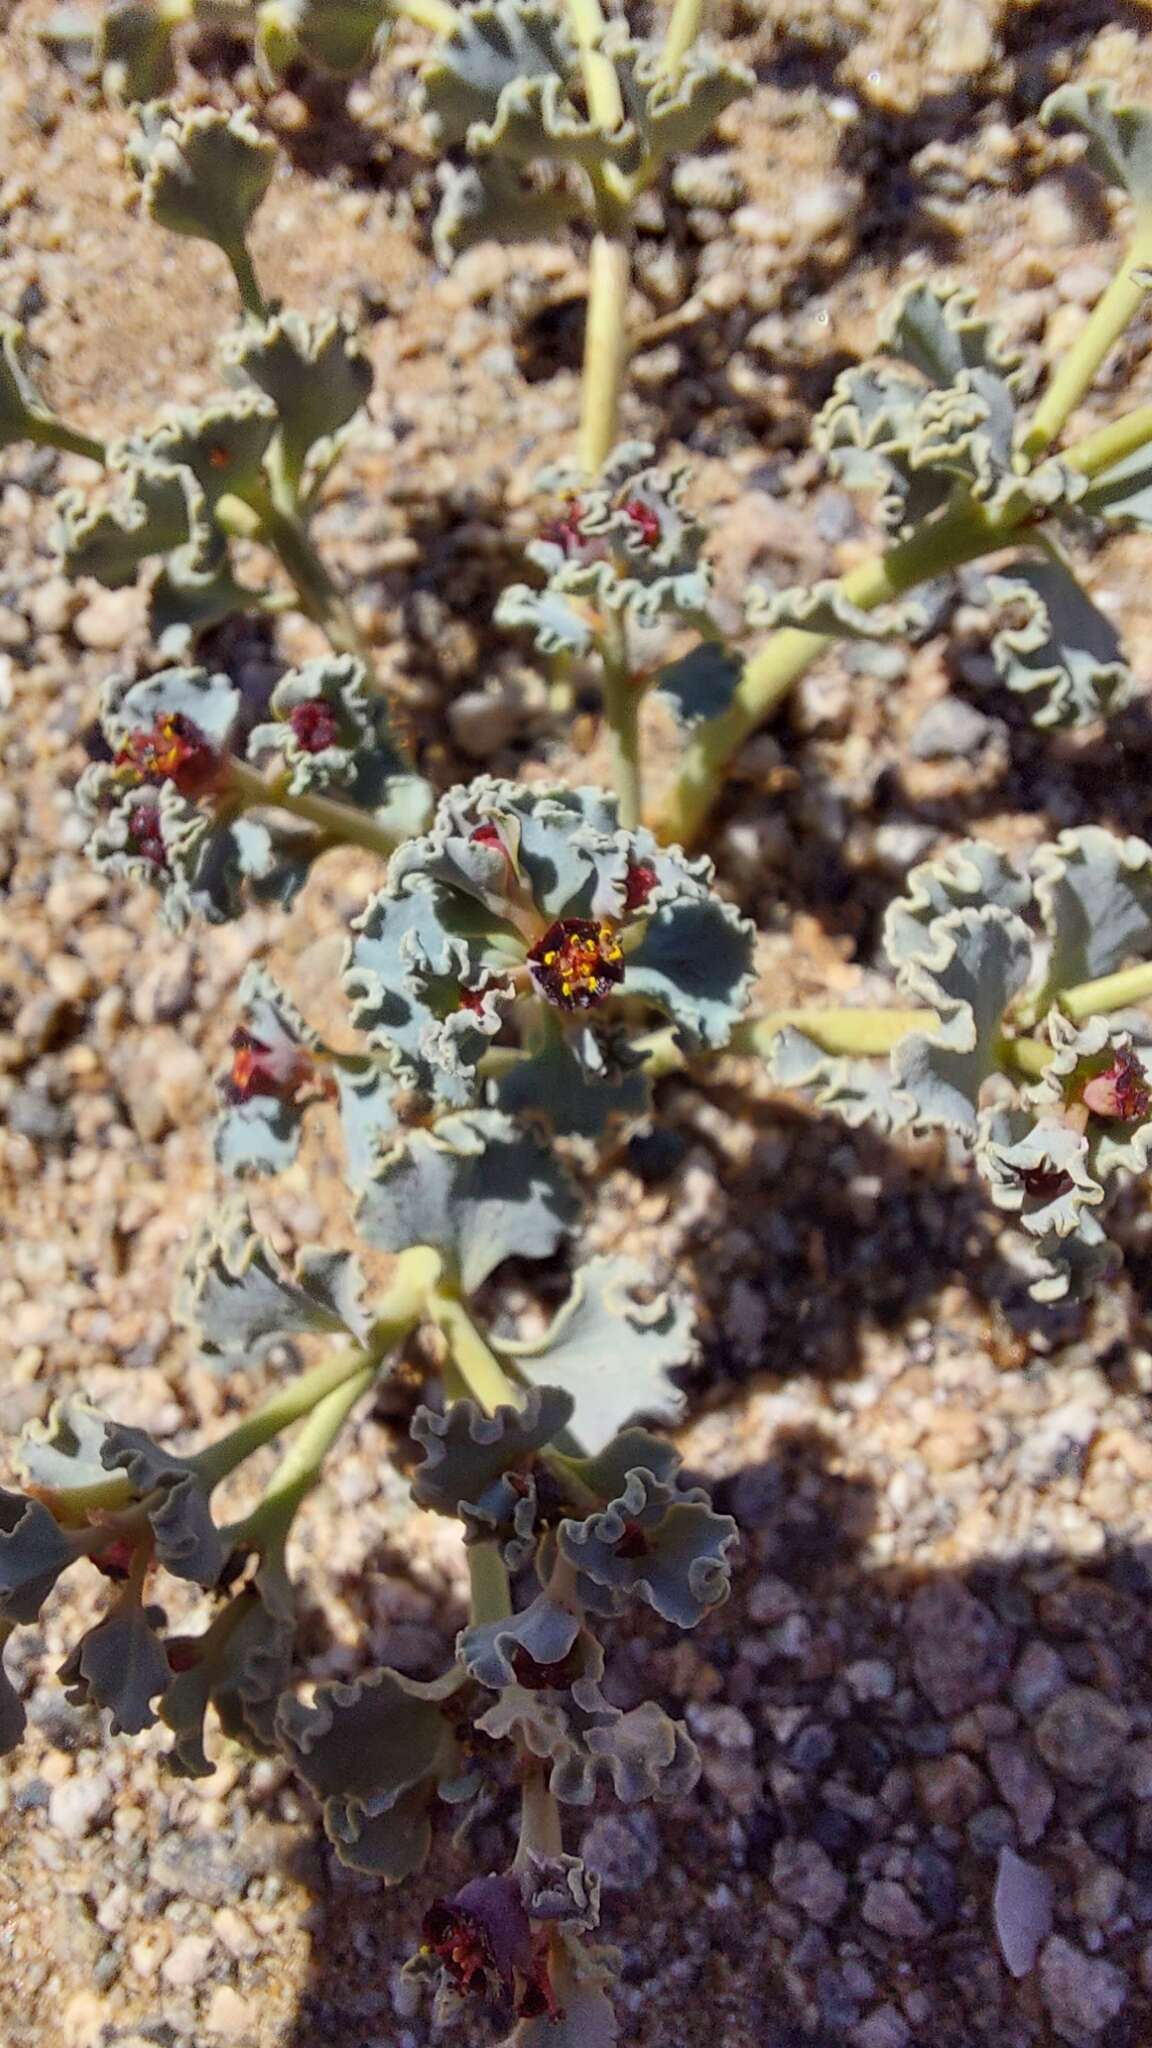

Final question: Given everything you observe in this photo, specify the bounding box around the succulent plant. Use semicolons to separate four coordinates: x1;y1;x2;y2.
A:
8;18;1152;2045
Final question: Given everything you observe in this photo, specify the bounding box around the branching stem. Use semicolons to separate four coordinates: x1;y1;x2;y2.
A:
225;239;269;323
1020;228;1152;459
468;1540;513;1626
732;1008;936;1059
654;398;1152;847
225;754;402;859
27;417;107;466
662;0;705;72
598;610;642;829
221;1364;377;1551
428;1287;521;1415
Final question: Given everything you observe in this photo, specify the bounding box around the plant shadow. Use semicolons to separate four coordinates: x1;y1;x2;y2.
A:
273;1389;1152;2047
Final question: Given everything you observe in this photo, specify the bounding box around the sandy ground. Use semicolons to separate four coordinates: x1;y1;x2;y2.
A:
5;3;1152;2045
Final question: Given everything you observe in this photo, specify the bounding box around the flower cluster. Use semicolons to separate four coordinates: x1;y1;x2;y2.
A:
345;776;755;1134
78;660;424;928
777;830;1152;1299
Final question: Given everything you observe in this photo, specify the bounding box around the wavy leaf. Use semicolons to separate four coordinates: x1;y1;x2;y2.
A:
988;560;1128;729
496;1254;692;1453
182;1204;373;1360
356;1110;580;1294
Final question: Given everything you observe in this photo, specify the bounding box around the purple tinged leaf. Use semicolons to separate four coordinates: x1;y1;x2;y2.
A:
59;1599;172;1736
0;1490;77;1624
0;1637;26;1757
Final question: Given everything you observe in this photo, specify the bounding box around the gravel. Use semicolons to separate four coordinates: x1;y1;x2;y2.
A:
5;4;1152;2047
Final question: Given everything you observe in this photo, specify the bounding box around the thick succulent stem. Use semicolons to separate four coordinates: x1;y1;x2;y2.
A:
190;1250;440;1494
662;0;705;71
224;239;269;323
1060;959;1152;1022
223;1363;378;1550
428;1288;520;1415
1005;1035;1053;1080
225;755;403;860
566;0;625;135
241;481;369;660
26;417;107;465
599;610;642;829
653;399;1152;848
468;1540;513;1626
1067;399;1152;480
732;1008;938;1058
516;1763;564;1867
580;234;632;476
1020;227;1152;459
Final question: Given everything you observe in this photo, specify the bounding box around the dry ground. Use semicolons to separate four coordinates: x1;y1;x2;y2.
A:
4;3;1152;2045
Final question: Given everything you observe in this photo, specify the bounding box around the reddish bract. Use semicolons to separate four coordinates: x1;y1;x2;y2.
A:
1082;1045;1152;1123
621;498;661;547
1018;1165;1074;1202
222;1027;315;1105
623;860;658;912
126;803;167;868
288;699;341;754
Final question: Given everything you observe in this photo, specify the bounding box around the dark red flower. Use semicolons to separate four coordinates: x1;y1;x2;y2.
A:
114;712;220;798
221;1027;315;1106
165;1637;202;1673
612;1519;652;1560
92;1536;137;1582
509;1640;585;1692
623;860;658;912
621;498;661;548
1018;1165;1075;1203
528;917;624;1011
423;1877;560;2022
126;802;168;869
458;977;508;1015
1082;1045;1152;1123
288;700;341;754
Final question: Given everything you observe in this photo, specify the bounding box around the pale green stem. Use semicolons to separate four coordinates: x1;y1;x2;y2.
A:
221;1364;376;1550
239;480;368;660
26;417;107;465
662;0;705;71
566;0;624;132
1005;1035;1052;1080
1020;226;1152;459
1067;400;1152;482
428;1287;520;1415
654;399;1152;848
468;1540;513;1625
384;0;457;30
732;1008;938;1058
599;610;642;829
516;1764;564;1867
198;1253;438;1488
35;1350;369;1522
224;240;268;323
225;754;402;859
1060;959;1152;1023
580;234;632;476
